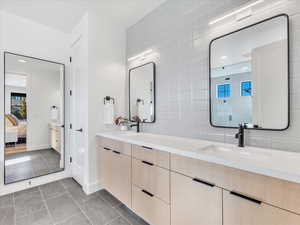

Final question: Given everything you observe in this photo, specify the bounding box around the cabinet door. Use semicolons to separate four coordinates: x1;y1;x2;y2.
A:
132;185;170;225
99;147;113;190
132;158;170;203
171;172;222;225
110;151;132;207
223;190;300;225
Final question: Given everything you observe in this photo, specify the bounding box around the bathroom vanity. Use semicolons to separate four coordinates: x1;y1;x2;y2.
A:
96;132;300;225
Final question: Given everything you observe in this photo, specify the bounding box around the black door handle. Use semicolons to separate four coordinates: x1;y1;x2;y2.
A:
76;128;83;132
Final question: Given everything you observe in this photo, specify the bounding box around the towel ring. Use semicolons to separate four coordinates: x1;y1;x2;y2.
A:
104;96;115;105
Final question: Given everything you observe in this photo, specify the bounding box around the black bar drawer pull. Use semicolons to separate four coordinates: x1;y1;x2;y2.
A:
230;191;262;205
103;147;111;151
193;178;215;188
142;189;154;197
113;150;121;155
142;146;153;150
142;161;154;166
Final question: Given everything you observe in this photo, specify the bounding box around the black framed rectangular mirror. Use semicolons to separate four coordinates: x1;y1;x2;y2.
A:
209;14;289;130
4;52;65;184
129;62;156;123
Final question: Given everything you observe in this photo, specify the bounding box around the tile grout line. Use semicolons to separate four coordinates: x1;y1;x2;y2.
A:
64;184;95;225
104;216;123;225
96;192;130;224
12;192;16;225
97;191;145;225
38;186;56;225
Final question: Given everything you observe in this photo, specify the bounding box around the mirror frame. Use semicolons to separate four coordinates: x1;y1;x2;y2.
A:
129;62;156;123
3;51;66;185
208;14;290;131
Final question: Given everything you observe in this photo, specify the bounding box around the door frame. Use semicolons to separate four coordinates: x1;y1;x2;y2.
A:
69;35;88;188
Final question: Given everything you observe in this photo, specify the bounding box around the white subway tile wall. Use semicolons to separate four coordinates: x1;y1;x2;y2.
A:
126;0;300;152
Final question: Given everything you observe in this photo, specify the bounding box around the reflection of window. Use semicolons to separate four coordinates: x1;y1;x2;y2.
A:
11;93;27;120
217;84;231;98
241;81;252;96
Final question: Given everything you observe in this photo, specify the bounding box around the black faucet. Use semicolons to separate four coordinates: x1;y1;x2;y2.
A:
235;124;247;147
130;120;140;133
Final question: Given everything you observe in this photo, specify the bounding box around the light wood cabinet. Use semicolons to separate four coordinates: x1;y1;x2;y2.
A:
110;150;132;207
132;185;170;225
132;158;170;203
97;137;300;225
171;172;222;225
98;137;132;207
223;190;300;225
98;137;132;156
99;147;112;190
132;145;170;169
171;153;300;214
50;126;61;153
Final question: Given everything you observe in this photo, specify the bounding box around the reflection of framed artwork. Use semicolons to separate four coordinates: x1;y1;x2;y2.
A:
11;92;27;120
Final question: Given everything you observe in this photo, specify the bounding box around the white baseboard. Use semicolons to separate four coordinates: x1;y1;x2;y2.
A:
0;170;69;196
27;144;51;151
83;180;103;195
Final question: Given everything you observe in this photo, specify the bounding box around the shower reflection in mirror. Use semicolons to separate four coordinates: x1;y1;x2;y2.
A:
4;52;65;184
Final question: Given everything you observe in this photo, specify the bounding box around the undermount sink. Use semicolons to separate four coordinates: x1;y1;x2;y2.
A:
201;145;262;158
119;132;142;137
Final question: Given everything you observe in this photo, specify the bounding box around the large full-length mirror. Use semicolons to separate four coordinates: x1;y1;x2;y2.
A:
209;14;289;130
4;52;65;184
129;62;156;123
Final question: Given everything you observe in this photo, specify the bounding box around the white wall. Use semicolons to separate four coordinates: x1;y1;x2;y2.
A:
126;0;300;152
86;6;126;193
0;11;70;195
26;69;61;151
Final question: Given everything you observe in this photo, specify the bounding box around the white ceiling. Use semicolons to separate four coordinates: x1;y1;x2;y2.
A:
0;0;167;33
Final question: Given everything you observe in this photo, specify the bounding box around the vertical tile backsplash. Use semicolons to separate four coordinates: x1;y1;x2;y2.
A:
126;0;300;152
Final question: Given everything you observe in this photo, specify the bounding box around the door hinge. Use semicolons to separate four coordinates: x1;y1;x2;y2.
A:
69;57;72;63
70;157;73;163
70;90;72;96
70;124;73;129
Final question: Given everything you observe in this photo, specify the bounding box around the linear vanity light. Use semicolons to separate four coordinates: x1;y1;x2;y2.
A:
209;0;264;25
128;49;153;62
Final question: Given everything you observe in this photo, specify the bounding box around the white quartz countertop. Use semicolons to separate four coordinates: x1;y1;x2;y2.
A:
96;131;300;184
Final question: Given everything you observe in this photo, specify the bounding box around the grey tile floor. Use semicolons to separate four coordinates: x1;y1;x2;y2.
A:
5;149;63;184
0;178;149;225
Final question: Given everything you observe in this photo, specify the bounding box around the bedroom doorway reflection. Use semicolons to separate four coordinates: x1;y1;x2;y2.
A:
4;52;65;184
6;91;27;154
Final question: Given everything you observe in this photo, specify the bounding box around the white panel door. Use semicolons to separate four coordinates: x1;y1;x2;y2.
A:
70;37;87;186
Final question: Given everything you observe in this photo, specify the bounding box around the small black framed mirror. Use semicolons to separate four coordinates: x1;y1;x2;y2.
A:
209;14;289;131
129;62;156;123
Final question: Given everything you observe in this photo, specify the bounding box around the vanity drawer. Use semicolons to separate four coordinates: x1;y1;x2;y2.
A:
132;158;170;203
171;153;300;214
223;190;300;225
132;185;170;225
97;137;131;156
132;145;170;169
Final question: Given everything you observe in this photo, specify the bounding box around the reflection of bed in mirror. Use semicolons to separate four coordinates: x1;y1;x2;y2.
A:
5;114;27;147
